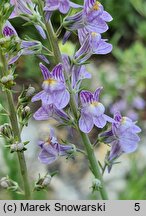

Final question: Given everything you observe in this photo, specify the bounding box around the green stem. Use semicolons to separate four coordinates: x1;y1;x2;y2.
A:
0;51;31;200
44;20;108;199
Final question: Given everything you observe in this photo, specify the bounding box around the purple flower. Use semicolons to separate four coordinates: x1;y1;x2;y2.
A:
2;21;42;64
32;63;70;109
10;0;31;18
132;96;145;110
38;128;73;164
63;0;112;42
102;112;141;172
9;0;46;39
62;54;91;90
79;87;113;133
75;31;112;63
33;104;69;122
44;0;81;14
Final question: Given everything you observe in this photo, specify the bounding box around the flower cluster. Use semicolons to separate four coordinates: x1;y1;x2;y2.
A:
5;0;141;173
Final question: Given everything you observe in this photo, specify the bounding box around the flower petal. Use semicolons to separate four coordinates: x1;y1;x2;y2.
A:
38;149;57;164
119;132;139;153
54;89;70;109
93;115;106;128
39;63;50;80
79;112;94;133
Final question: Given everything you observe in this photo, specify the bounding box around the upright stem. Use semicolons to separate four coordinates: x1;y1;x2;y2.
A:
45;21;108;199
0;51;31;200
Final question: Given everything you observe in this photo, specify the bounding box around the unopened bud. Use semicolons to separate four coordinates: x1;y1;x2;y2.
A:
0;177;10;188
0;123;13;139
92;178;102;191
26;86;35;97
42;175;51;187
1;76;8;83
10;142;24;152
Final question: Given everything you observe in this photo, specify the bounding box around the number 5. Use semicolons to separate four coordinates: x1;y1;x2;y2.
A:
134;203;140;211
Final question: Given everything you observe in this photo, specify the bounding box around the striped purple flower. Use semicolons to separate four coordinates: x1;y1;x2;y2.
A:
63;0;112;43
32;63;70;109
101;112;141;172
2;21;42;65
9;0;46;39
75;31;112;63
38;128;73;164
79;87;113;133
44;0;81;14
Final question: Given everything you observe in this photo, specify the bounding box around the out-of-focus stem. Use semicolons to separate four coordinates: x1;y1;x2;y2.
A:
0;51;31;200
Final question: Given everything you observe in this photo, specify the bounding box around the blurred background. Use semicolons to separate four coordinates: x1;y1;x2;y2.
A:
0;0;146;199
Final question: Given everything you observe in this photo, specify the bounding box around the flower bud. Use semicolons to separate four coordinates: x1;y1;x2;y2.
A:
92;178;102;192
1;76;8;83
0;177;10;189
26;86;35;97
42;175;52;187
10;142;24;152
0;123;13;139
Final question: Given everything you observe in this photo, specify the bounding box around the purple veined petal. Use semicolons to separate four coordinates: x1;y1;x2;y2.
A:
33;106;51;120
80;91;94;105
35;25;47;39
62;54;71;72
45;11;52;22
10;0;19;18
100;130;115;144
109;140;123;161
3;21;18;37
77;52;92;64
38;140;45;148
103;114;115;123
114;112;122;122
62;31;72;44
59;144;73;156
131;124;141;133
100;11;113;22
71;65;91;89
78;28;89;45
52;64;65;82
86;17;108;34
79;112;94;133
93;87;103;101
43;143;59;155
54;106;69;120
93;40;113;55
93;114;107;128
59;0;70;14
119;132;139;153
79;65;91;80
39;63;50;80
21;40;39;47
8;52;22;65
31;90;44;102
75;35;91;59
69;1;83;8
37;55;50;64
53;89;70;109
44;0;59;11
65;11;83;22
41;92;54;104
17;0;32;15
38;149;58;164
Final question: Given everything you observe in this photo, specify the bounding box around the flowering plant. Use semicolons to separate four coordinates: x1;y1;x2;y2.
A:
0;0;141;200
